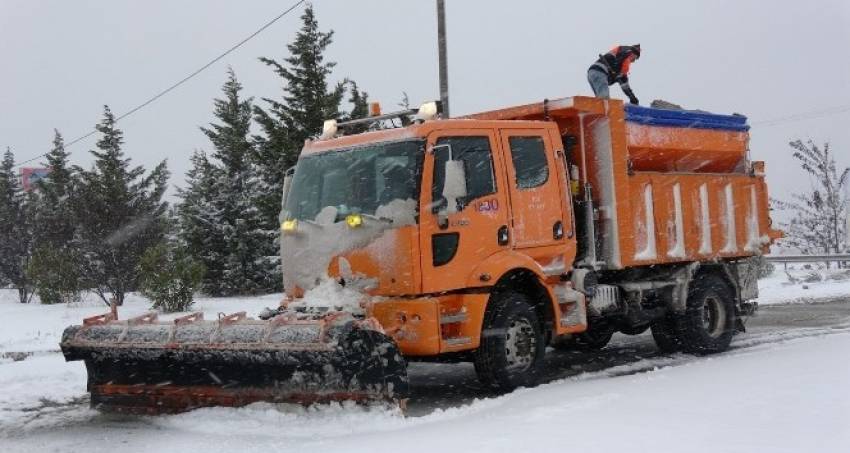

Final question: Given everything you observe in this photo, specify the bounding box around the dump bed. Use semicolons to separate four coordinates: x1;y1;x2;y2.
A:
467;96;780;270
624;105;749;173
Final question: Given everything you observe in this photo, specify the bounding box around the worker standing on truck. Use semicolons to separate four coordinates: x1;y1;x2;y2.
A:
588;44;641;104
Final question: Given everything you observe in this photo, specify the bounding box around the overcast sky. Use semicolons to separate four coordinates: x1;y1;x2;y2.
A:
2;0;849;207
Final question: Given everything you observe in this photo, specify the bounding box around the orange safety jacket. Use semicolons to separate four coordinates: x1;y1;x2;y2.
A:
591;45;638;85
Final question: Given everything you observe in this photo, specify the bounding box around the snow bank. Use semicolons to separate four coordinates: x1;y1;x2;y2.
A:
757;267;850;305
0;354;90;433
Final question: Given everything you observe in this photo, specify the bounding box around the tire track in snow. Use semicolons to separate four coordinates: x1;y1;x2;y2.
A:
0;395;92;438
0;349;60;364
406;320;850;415
562;322;850;384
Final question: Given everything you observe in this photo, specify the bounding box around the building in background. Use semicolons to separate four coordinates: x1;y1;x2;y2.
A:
20;167;50;191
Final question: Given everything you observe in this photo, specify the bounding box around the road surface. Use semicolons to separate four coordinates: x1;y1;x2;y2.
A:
1;299;848;449
404;299;850;415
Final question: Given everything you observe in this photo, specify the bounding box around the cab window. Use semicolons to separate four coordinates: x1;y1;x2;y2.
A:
508;136;549;189
431;136;496;211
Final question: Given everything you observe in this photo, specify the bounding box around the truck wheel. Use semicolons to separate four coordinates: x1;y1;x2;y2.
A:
677;273;736;354
474;291;545;391
650;316;681;352
617;323;650;336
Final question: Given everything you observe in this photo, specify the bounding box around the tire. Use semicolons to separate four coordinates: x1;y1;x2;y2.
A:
668;273;736;354
551;321;615;351
474;291;546;391
650;316;681;352
618;323;650;336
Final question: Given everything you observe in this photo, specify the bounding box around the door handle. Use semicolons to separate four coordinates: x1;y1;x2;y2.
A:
497;225;510;246
437;211;449;230
553;221;564;240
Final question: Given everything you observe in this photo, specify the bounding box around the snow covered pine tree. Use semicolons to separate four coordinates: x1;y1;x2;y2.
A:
73;106;169;306
27;131;85;304
179;68;278;296
178;150;226;295
0;148;34;303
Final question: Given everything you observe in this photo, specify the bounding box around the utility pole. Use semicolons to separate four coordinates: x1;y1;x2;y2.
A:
436;0;450;118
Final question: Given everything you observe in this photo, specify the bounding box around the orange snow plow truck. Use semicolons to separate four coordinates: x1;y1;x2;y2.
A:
61;96;781;414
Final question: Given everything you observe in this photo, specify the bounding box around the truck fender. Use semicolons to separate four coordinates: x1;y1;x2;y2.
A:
670;262;701;314
669;262;741;314
465;251;560;330
465;250;549;289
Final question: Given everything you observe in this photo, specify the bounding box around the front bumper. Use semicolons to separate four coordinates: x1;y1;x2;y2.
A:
367;292;489;356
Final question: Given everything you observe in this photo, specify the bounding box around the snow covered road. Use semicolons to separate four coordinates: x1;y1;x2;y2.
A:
1;295;848;452
406;301;850;415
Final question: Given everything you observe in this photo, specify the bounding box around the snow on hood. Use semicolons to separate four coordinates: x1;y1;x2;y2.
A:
286;277;368;314
281;200;417;293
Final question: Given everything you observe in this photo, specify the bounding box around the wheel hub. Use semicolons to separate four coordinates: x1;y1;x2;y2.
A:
505;318;536;370
701;295;726;338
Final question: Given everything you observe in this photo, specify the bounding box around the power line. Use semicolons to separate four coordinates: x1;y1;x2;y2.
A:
750;104;850;128
14;0;306;168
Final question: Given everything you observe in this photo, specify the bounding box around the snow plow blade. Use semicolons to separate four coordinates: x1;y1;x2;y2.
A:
60;310;408;414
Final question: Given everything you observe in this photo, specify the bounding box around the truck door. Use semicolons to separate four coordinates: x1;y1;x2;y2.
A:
419;130;510;292
499;129;566;248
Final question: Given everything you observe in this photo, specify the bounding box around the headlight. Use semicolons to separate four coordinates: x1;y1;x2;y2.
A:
281;219;298;233
345;214;363;228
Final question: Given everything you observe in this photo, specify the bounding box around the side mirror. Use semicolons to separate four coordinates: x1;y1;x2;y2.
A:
442;160;467;214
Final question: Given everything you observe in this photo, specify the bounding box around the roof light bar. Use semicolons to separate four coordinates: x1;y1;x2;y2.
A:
320;100;444;140
416;101;440;121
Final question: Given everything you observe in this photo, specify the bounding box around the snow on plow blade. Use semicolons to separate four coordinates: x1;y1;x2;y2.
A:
60;310;408;414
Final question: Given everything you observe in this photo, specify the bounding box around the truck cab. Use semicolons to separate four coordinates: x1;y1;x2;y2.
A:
281;114;585;355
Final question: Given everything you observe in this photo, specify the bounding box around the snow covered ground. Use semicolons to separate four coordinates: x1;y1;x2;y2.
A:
0;269;848;452
758;266;850;305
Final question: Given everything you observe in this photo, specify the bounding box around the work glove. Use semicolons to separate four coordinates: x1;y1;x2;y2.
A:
629;96;639;105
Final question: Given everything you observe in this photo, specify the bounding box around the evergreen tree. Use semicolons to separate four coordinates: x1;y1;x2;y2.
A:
31;130;76;248
177;150;226;295
0;149;14;289
180;69;278;295
0;148;34;302
139;241;205;313
774;139;849;260
253;4;346;226
74;106;169;305
27;131;85;304
343;80;371;134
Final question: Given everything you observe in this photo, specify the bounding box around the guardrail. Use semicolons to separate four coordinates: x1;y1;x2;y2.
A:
764;254;850;263
764;253;850;270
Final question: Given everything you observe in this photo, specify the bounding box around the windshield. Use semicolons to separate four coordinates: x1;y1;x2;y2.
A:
283;139;424;222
